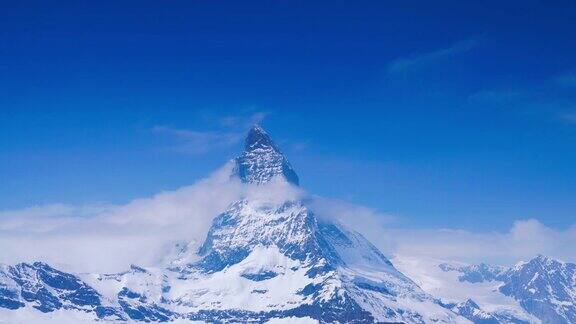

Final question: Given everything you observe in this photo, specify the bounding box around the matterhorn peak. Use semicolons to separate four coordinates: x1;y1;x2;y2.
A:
244;124;274;150
0;122;480;324
233;124;299;185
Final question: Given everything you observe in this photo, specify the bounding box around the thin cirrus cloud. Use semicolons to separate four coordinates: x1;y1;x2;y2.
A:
152;125;243;154
152;111;268;154
387;38;479;74
218;111;268;127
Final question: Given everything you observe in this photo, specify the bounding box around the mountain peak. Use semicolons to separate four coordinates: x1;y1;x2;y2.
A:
233;125;299;185
528;254;561;268
244;124;274;151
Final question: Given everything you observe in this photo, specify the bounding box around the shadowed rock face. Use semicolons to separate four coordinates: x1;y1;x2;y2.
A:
0;262;125;320
233;125;299;185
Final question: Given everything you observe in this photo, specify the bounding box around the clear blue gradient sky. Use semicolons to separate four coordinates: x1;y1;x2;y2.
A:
1;1;575;231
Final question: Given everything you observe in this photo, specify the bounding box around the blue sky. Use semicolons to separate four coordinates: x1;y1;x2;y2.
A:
1;0;575;232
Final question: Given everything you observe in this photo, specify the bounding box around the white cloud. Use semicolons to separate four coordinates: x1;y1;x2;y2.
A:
375;219;576;266
305;197;576;266
152;125;243;154
388;38;479;74
0;162;242;273
0;163;310;273
219;111;268;128
0;204;114;232
152;111;268;154
306;197;576;265
1;160;574;273
307;197;396;236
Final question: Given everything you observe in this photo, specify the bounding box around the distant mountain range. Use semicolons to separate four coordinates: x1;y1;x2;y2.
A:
438;255;576;323
1;126;574;323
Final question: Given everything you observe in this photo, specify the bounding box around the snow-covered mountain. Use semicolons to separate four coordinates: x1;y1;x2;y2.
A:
1;126;574;323
443;255;576;323
0;126;466;323
395;254;576;324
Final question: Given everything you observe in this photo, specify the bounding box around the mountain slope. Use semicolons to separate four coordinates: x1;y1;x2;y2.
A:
0;125;468;323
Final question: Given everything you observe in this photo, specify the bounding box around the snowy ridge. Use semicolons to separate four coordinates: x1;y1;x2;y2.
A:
498;256;576;323
394;256;539;324
439;255;576;323
395;253;576;324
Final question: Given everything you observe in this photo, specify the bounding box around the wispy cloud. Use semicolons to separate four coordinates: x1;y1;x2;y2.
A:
0;204;113;232
153;111;268;154
309;196;397;230
380;219;576;265
218;111;268;128
388;38;479;74
0;164;309;273
0;163;242;272
1;161;574;273
153;125;243;154
555;71;576;87
308;196;573;265
311;199;576;265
